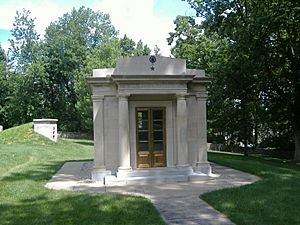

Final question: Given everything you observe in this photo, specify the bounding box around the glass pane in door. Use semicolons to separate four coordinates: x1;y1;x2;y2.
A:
152;110;163;120
153;141;163;150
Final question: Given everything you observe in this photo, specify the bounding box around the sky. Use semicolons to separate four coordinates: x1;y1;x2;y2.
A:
0;0;196;56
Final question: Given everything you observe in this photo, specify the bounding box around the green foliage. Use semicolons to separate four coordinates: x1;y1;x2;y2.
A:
203;151;300;225
168;16;226;70
120;34;136;57
6;62;51;126
0;46;6;112
3;9;51;128
171;0;300;157
154;45;161;56
120;35;151;57
0;45;5;63
0;46;11;128
76;38;122;130
42;7;118;131
134;40;151;56
1;6;161;133
8;9;40;72
1;7;131;132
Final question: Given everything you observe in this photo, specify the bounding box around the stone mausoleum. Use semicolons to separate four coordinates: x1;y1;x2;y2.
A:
87;56;211;185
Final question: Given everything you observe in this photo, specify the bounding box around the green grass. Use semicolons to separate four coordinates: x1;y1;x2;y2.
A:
0;123;54;145
202;151;300;225
0;124;165;225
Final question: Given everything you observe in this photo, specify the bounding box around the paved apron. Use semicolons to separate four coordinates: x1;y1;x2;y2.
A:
46;163;259;225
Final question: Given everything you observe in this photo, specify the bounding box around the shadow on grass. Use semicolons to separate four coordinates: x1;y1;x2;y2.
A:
0;193;165;225
73;141;94;146
209;152;299;178
1;160;90;182
1;161;64;182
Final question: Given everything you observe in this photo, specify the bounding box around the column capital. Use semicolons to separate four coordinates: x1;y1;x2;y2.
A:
176;92;189;99
92;95;104;101
195;91;208;100
118;93;130;100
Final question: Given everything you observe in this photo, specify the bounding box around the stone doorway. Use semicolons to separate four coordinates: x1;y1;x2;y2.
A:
136;107;166;168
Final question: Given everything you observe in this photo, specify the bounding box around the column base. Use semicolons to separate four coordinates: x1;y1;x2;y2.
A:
176;164;190;168
91;168;109;182
194;162;212;175
116;166;132;178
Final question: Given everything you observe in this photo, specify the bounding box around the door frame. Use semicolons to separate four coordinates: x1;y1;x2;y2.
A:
129;101;175;169
136;107;166;168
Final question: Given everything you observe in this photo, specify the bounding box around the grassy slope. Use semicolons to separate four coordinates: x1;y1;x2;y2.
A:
0;124;165;225
203;151;300;225
0;123;53;145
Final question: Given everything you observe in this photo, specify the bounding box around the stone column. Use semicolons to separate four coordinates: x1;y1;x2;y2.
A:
91;95;106;181
176;93;189;167
194;92;211;175
118;94;132;173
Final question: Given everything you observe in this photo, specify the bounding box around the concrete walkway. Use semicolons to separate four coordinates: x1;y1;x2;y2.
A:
46;162;259;225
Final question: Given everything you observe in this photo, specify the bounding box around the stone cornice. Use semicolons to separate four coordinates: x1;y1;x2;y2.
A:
86;77;113;85
92;95;104;101
111;74;195;83
176;92;189;99
195;91;208;99
191;76;211;85
117;93;130;99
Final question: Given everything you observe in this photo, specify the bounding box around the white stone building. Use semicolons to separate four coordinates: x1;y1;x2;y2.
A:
87;56;211;185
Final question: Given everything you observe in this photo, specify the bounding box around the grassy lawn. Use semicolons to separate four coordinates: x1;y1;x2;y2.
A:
0;123;165;225
203;151;300;225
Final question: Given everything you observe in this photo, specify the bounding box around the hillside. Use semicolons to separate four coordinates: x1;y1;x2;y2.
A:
0;123;54;145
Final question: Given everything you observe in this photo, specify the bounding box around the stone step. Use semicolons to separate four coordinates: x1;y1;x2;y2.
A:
116;167;194;178
105;174;189;186
104;173;211;186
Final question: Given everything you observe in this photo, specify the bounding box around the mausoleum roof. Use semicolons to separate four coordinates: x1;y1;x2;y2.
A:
92;56;205;77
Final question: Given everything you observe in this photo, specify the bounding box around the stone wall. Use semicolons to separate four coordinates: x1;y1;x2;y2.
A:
58;131;93;140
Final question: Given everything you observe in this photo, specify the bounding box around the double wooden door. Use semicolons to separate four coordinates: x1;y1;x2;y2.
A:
136;107;166;168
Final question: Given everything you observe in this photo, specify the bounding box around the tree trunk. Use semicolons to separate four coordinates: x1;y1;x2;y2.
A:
244;139;249;156
240;98;249;156
294;88;300;161
295;124;300;161
254;121;258;150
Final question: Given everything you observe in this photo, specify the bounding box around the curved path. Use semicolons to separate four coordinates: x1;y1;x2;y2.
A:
46;162;259;225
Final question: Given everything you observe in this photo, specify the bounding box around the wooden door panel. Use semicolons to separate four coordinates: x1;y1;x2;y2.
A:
138;151;151;168
153;151;165;167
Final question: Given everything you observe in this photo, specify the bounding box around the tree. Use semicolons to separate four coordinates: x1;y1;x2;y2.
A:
0;45;6;72
0;45;9;127
43;6;117;131
120;34;135;57
5;9;49;127
134;40;151;56
184;0;300;159
76;38;122;130
8;9;40;72
168;15;257;155
3;7;154;132
154;45;161;56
